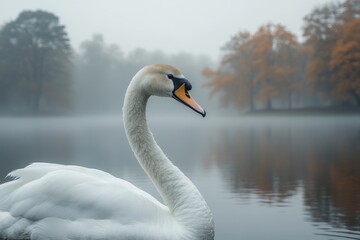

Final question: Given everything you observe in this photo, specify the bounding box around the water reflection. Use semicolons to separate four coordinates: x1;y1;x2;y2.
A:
0;118;74;178
206;117;360;232
0;117;140;179
0;116;359;239
207;126;299;204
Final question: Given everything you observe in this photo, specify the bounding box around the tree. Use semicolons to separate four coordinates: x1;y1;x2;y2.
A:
203;24;301;111
203;31;256;111
303;0;360;106
0;10;72;114
329;18;360;106
74;34;127;113
251;24;301;110
271;25;303;109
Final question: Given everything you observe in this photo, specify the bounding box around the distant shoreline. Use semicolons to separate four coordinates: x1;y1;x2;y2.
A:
1;107;360;118
246;107;360;116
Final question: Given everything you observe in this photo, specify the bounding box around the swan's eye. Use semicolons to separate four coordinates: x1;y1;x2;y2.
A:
167;74;174;79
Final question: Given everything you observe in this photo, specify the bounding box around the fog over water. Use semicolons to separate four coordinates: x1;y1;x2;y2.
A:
1;115;359;239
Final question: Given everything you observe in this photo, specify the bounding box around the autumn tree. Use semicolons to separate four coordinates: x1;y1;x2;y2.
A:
303;0;360;106
0;10;72;114
204;24;301;111
252;24;301;109
203;31;256;110
329;18;360;106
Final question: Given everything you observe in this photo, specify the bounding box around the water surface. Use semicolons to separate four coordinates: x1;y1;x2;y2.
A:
0;116;359;240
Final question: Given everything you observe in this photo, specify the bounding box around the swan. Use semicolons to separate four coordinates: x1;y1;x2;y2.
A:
0;64;214;240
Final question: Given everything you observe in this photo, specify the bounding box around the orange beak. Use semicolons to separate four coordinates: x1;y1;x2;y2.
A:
172;83;206;117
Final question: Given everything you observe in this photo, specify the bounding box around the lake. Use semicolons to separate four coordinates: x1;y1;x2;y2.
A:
0;115;359;240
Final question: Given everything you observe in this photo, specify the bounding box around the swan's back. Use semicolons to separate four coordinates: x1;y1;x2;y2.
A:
0;163;183;239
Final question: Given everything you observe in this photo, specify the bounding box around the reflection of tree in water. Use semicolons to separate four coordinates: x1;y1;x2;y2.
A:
303;127;360;231
208;125;302;203
207;121;360;230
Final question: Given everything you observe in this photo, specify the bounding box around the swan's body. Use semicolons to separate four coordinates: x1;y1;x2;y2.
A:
0;64;214;240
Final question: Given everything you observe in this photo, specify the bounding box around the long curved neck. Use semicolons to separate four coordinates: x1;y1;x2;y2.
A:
123;79;214;238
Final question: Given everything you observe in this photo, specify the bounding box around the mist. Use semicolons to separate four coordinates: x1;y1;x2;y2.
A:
0;1;359;240
73;34;218;116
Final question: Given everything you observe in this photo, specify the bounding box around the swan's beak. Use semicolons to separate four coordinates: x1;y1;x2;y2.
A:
173;83;206;117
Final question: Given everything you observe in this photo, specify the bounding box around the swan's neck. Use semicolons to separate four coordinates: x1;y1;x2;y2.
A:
123;80;214;238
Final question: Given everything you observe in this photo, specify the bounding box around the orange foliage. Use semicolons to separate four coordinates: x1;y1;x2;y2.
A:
204;0;360;110
203;31;256;109
329;18;360;102
304;0;360;106
203;24;301;111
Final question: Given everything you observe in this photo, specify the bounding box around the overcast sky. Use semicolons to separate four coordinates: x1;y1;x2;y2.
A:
1;0;334;59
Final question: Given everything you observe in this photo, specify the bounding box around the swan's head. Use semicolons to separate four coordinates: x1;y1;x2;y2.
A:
136;64;206;117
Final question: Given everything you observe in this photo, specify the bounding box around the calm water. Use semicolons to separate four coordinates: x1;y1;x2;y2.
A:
0;115;359;240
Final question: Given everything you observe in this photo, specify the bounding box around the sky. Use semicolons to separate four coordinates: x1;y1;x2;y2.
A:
0;0;333;60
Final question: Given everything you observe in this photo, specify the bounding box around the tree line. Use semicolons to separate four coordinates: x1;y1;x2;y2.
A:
73;34;213;115
0;10;213;115
1;1;359;115
203;0;360;111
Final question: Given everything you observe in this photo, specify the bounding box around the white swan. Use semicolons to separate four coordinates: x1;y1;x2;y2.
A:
0;64;214;240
